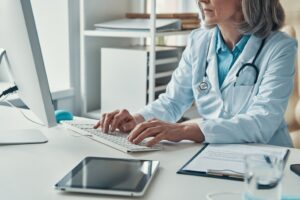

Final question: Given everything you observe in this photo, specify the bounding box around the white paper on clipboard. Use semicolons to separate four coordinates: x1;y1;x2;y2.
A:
183;144;288;175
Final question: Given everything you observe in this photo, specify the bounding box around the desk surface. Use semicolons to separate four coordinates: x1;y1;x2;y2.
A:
1;106;300;200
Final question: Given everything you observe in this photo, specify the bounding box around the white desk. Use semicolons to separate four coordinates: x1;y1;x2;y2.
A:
1;106;300;200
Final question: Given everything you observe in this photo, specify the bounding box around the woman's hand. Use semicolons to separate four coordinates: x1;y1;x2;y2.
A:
127;119;205;147
94;109;145;133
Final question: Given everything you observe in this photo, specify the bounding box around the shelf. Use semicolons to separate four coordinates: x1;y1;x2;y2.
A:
147;71;174;79
154;71;173;79
155;57;178;65
154;85;167;92
84;29;191;38
147;85;167;94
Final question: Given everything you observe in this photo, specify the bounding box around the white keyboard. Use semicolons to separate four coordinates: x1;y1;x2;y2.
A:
61;119;162;153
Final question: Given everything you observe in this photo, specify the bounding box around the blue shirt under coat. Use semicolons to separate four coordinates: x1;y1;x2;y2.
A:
216;28;250;87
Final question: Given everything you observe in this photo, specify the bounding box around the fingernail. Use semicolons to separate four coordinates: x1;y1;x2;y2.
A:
146;143;152;147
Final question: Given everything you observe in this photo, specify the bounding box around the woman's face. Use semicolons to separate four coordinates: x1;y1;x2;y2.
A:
199;0;242;25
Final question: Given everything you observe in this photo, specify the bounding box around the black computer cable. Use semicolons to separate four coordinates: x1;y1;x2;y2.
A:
0;85;43;126
0;85;18;98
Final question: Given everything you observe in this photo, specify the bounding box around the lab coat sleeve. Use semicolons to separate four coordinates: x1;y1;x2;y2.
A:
199;38;298;144
138;32;195;122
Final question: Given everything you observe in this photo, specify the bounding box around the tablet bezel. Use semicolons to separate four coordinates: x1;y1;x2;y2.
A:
54;157;160;197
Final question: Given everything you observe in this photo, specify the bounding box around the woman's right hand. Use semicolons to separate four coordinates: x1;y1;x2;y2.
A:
94;109;144;133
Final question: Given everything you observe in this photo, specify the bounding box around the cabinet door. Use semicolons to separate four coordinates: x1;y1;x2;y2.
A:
101;48;147;113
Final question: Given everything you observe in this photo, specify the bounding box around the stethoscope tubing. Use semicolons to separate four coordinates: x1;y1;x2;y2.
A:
201;35;266;90
235;39;266;84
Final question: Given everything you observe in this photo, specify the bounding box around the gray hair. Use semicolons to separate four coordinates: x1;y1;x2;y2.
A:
197;0;285;38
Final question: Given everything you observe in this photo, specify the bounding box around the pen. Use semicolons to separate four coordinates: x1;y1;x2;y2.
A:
207;169;244;180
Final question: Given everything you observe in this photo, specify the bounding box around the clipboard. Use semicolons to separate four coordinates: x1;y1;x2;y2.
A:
177;144;290;181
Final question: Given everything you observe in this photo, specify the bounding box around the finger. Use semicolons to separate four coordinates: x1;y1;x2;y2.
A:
111;109;131;132
102;110;119;133
148;118;157;122
146;133;165;147
94;113;106;129
132;127;161;145
119;121;136;133
99;113;107;129
128;121;160;142
93;120;101;129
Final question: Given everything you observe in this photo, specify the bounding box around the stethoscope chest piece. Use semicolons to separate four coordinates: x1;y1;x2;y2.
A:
198;80;211;95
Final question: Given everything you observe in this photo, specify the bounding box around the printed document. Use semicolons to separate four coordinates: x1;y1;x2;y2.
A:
183;144;288;175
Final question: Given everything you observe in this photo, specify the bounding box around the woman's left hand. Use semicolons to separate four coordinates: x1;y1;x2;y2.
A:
127;119;205;147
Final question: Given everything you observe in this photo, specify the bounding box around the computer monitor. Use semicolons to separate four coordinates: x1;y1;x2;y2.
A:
0;0;57;143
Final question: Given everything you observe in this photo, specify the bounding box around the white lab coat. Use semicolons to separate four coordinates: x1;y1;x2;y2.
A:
139;27;298;147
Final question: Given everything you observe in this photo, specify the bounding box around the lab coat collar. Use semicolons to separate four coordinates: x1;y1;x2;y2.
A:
206;28;222;97
206;28;217;63
220;35;263;90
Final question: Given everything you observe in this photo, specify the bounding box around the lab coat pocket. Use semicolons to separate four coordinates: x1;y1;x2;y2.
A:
230;85;254;114
193;84;224;119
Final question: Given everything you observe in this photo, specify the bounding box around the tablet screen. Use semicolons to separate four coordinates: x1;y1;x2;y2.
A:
55;157;159;193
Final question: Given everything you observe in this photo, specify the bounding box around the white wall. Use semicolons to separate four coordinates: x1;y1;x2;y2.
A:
31;0;70;92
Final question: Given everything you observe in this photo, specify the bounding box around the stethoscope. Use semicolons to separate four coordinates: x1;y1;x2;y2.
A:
198;37;266;93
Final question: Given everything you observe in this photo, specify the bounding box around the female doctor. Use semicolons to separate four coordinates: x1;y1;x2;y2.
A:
95;0;297;147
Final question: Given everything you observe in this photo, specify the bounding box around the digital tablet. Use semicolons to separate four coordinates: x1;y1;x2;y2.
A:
55;157;160;197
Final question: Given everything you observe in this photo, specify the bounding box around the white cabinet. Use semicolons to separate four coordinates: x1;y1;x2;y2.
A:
80;0;191;118
101;47;148;113
101;46;180;114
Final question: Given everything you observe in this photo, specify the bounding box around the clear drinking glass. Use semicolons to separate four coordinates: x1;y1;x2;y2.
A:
243;154;284;200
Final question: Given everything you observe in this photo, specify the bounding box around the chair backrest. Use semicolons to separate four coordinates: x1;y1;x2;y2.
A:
281;25;299;130
281;25;300;148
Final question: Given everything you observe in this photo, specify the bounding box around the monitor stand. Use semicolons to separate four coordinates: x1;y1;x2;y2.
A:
0;130;48;145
